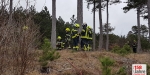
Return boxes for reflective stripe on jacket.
[87,29,92,40]
[71,29,79,38]
[65,32,71,41]
[81,27,88,39]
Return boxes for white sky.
[13,0,148,36]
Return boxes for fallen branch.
[65,58,82,75]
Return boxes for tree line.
[1,0,150,74]
[3,0,150,52]
[50,0,150,52]
[8,5,150,50]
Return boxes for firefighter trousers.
[87,39,92,51]
[81,38,88,51]
[73,37,79,50]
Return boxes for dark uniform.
[71,24,79,50]
[81,23,88,51]
[87,26,92,51]
[56,36,64,50]
[65,28,71,49]
[132,41,137,53]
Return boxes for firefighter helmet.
[75,23,80,28]
[65,28,70,31]
[57,36,61,40]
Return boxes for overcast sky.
[14,0,148,36]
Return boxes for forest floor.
[27,50,150,75]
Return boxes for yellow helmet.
[87,26,91,29]
[65,28,70,31]
[57,36,61,39]
[75,23,80,28]
[134,40,136,42]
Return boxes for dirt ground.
[27,50,150,75]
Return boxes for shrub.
[0,7,41,75]
[39,38,60,67]
[141,38,150,51]
[99,57,114,75]
[112,44,132,56]
[116,66,127,75]
[123,44,132,52]
[111,45,121,53]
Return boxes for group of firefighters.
[56,23,92,51]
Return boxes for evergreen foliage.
[39,38,60,67]
[99,57,114,75]
[112,44,132,56]
[116,66,127,75]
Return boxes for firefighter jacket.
[57,39,62,45]
[65,31,71,42]
[81,27,88,39]
[71,28,79,39]
[132,42,137,49]
[87,29,92,40]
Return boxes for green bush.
[100,57,114,75]
[116,66,127,75]
[112,45,121,53]
[41,37,52,51]
[123,44,132,52]
[39,38,60,67]
[112,44,132,56]
[141,38,150,51]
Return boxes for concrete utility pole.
[77,0,83,32]
[137,7,141,53]
[77,0,83,50]
[51,0,56,49]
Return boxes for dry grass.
[27,50,150,75]
[126,53,150,64]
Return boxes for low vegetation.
[116,66,127,75]
[112,44,132,56]
[99,56,114,75]
[39,38,60,73]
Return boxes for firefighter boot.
[87,44,90,51]
[73,46,76,50]
[84,45,87,51]
[76,46,79,51]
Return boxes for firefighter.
[87,26,92,51]
[132,40,137,53]
[71,23,80,50]
[65,28,71,49]
[56,36,64,50]
[80,23,88,51]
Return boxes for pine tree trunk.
[51,0,56,49]
[106,0,109,51]
[137,8,141,53]
[9,0,13,24]
[77,0,83,32]
[148,0,150,43]
[99,0,103,50]
[10,0,13,16]
[93,0,96,50]
[77,0,83,50]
